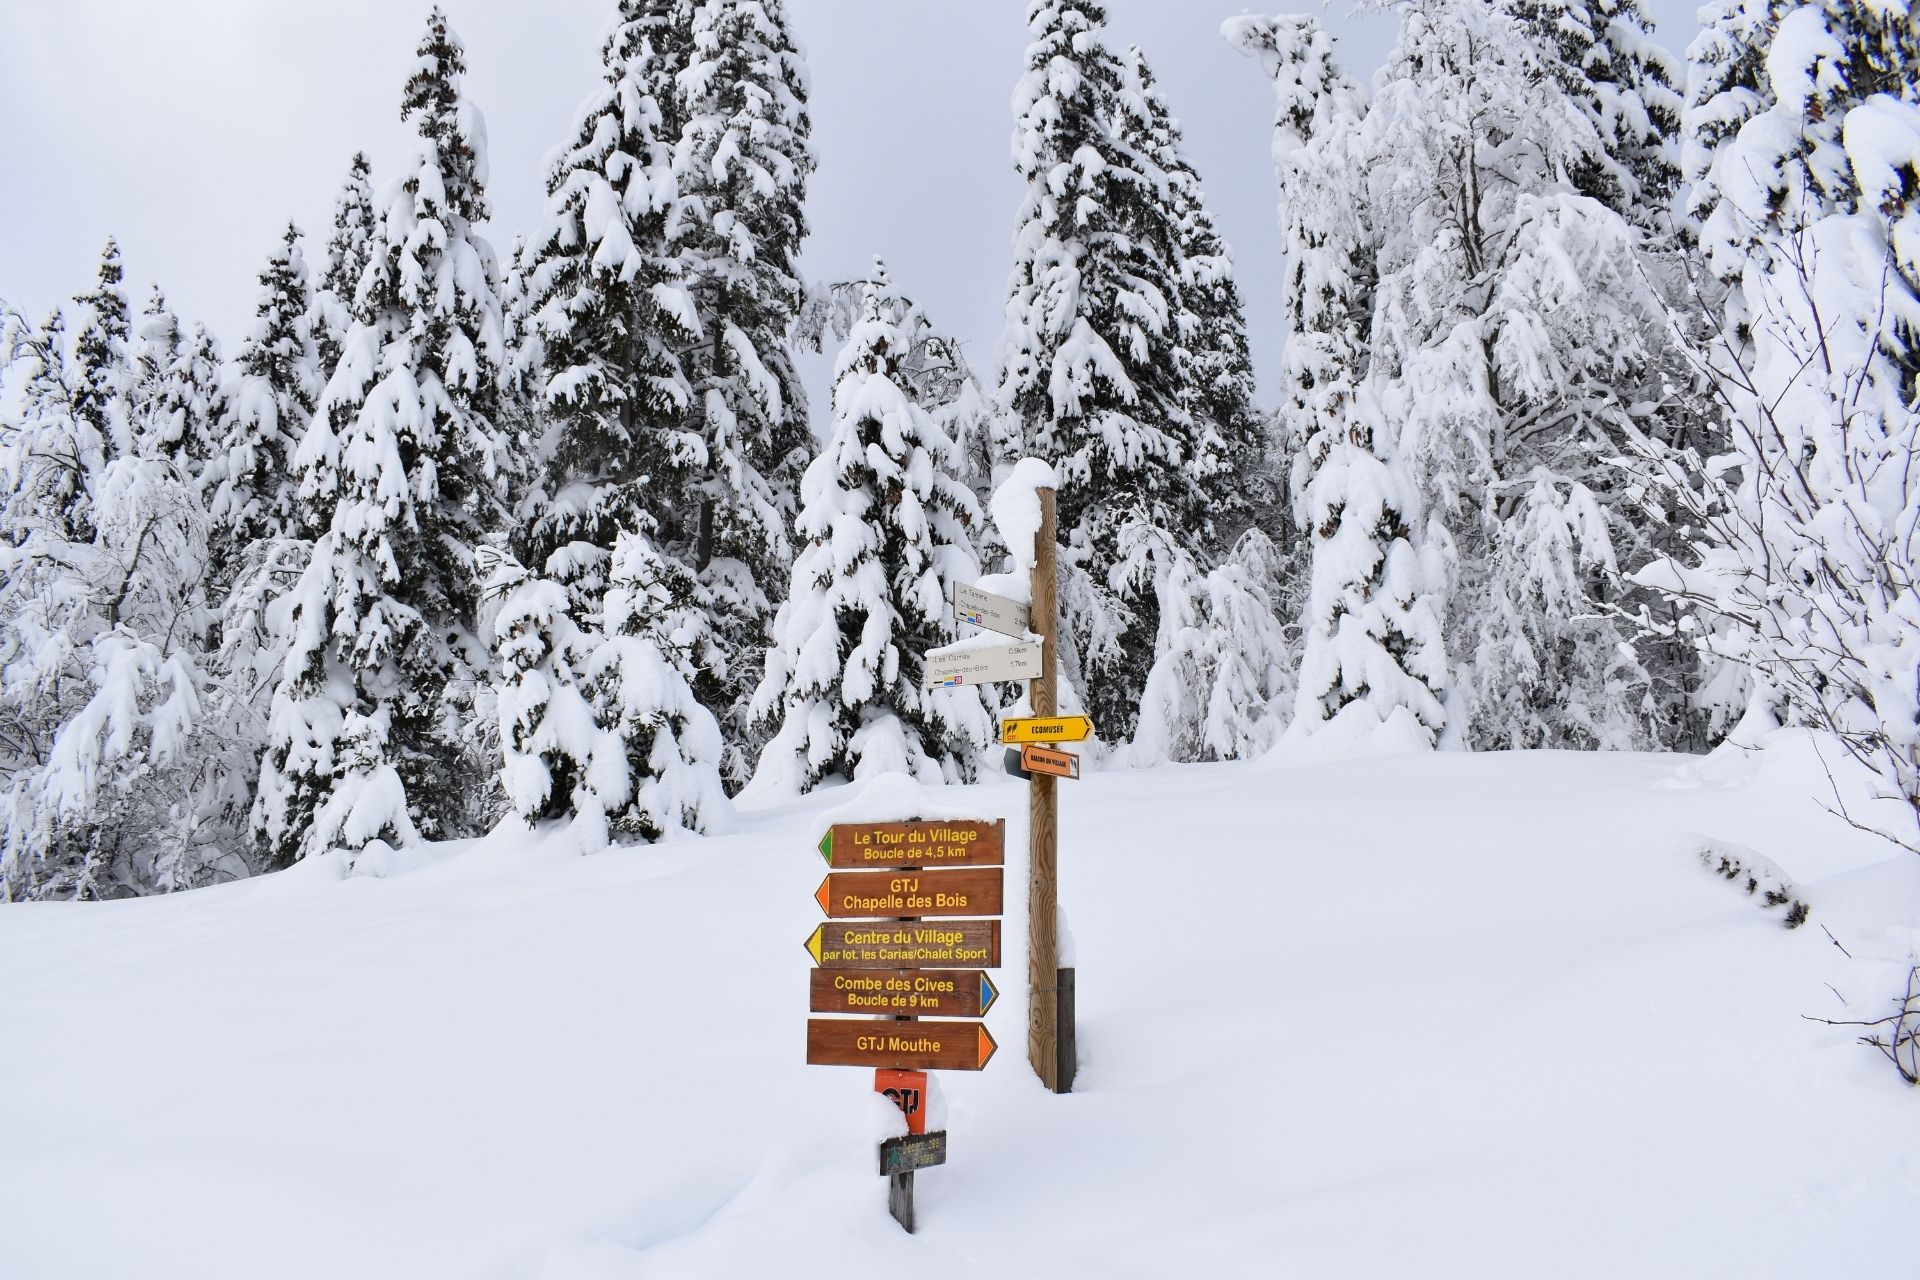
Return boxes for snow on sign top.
[953,581,1029,639]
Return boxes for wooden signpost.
[1018,743,1080,781]
[803,819,1005,1233]
[1025,487,1075,1095]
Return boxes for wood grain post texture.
[1028,488,1066,1093]
[890,856,923,1232]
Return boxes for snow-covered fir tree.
[308,152,377,384]
[517,0,703,617]
[487,533,727,841]
[1227,13,1451,752]
[671,0,816,769]
[207,222,322,582]
[69,238,133,471]
[1000,0,1228,742]
[1116,45,1266,543]
[749,263,990,791]
[130,289,225,478]
[255,9,507,867]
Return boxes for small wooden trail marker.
[816,820,1004,869]
[923,640,1044,688]
[881,1131,948,1175]
[814,867,1003,919]
[810,969,999,1017]
[806,1018,999,1071]
[804,919,1001,969]
[953,582,1029,639]
[1000,714,1093,744]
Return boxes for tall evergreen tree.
[208,222,322,580]
[309,153,377,381]
[999,0,1216,741]
[1117,45,1265,544]
[256,9,507,866]
[1228,14,1451,752]
[70,238,132,469]
[518,0,702,612]
[670,0,816,768]
[749,263,990,791]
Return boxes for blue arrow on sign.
[978,972,998,1016]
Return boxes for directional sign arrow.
[815,867,1003,919]
[809,969,999,1017]
[806,1019,999,1071]
[953,581,1029,640]
[1020,742,1081,780]
[806,919,1001,969]
[816,820,1004,869]
[1000,714,1094,745]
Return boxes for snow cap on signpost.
[989,456,1059,570]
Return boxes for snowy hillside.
[5,744,1915,1279]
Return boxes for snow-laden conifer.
[309,153,377,380]
[1132,530,1295,764]
[1000,0,1217,742]
[671,0,816,766]
[1228,13,1452,752]
[256,9,507,866]
[207,223,321,579]
[518,0,702,613]
[70,239,132,467]
[750,263,989,791]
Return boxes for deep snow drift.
[4,742,1918,1278]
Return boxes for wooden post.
[1028,488,1063,1093]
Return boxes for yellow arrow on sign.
[1000,715,1094,744]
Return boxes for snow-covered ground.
[4,743,1917,1278]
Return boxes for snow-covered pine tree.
[207,222,322,584]
[69,238,132,471]
[1681,0,1788,238]
[518,0,703,617]
[749,263,990,791]
[1226,13,1452,752]
[1116,45,1266,545]
[1627,4,1920,848]
[488,533,728,839]
[255,9,508,867]
[1132,529,1295,763]
[671,0,816,767]
[0,308,99,548]
[1497,0,1684,230]
[309,152,377,384]
[130,290,226,480]
[1000,0,1215,742]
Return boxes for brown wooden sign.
[810,969,999,1018]
[1020,743,1079,780]
[814,867,1003,919]
[817,820,1004,870]
[807,1019,999,1071]
[805,919,1000,969]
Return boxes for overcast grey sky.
[0,1,1703,407]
